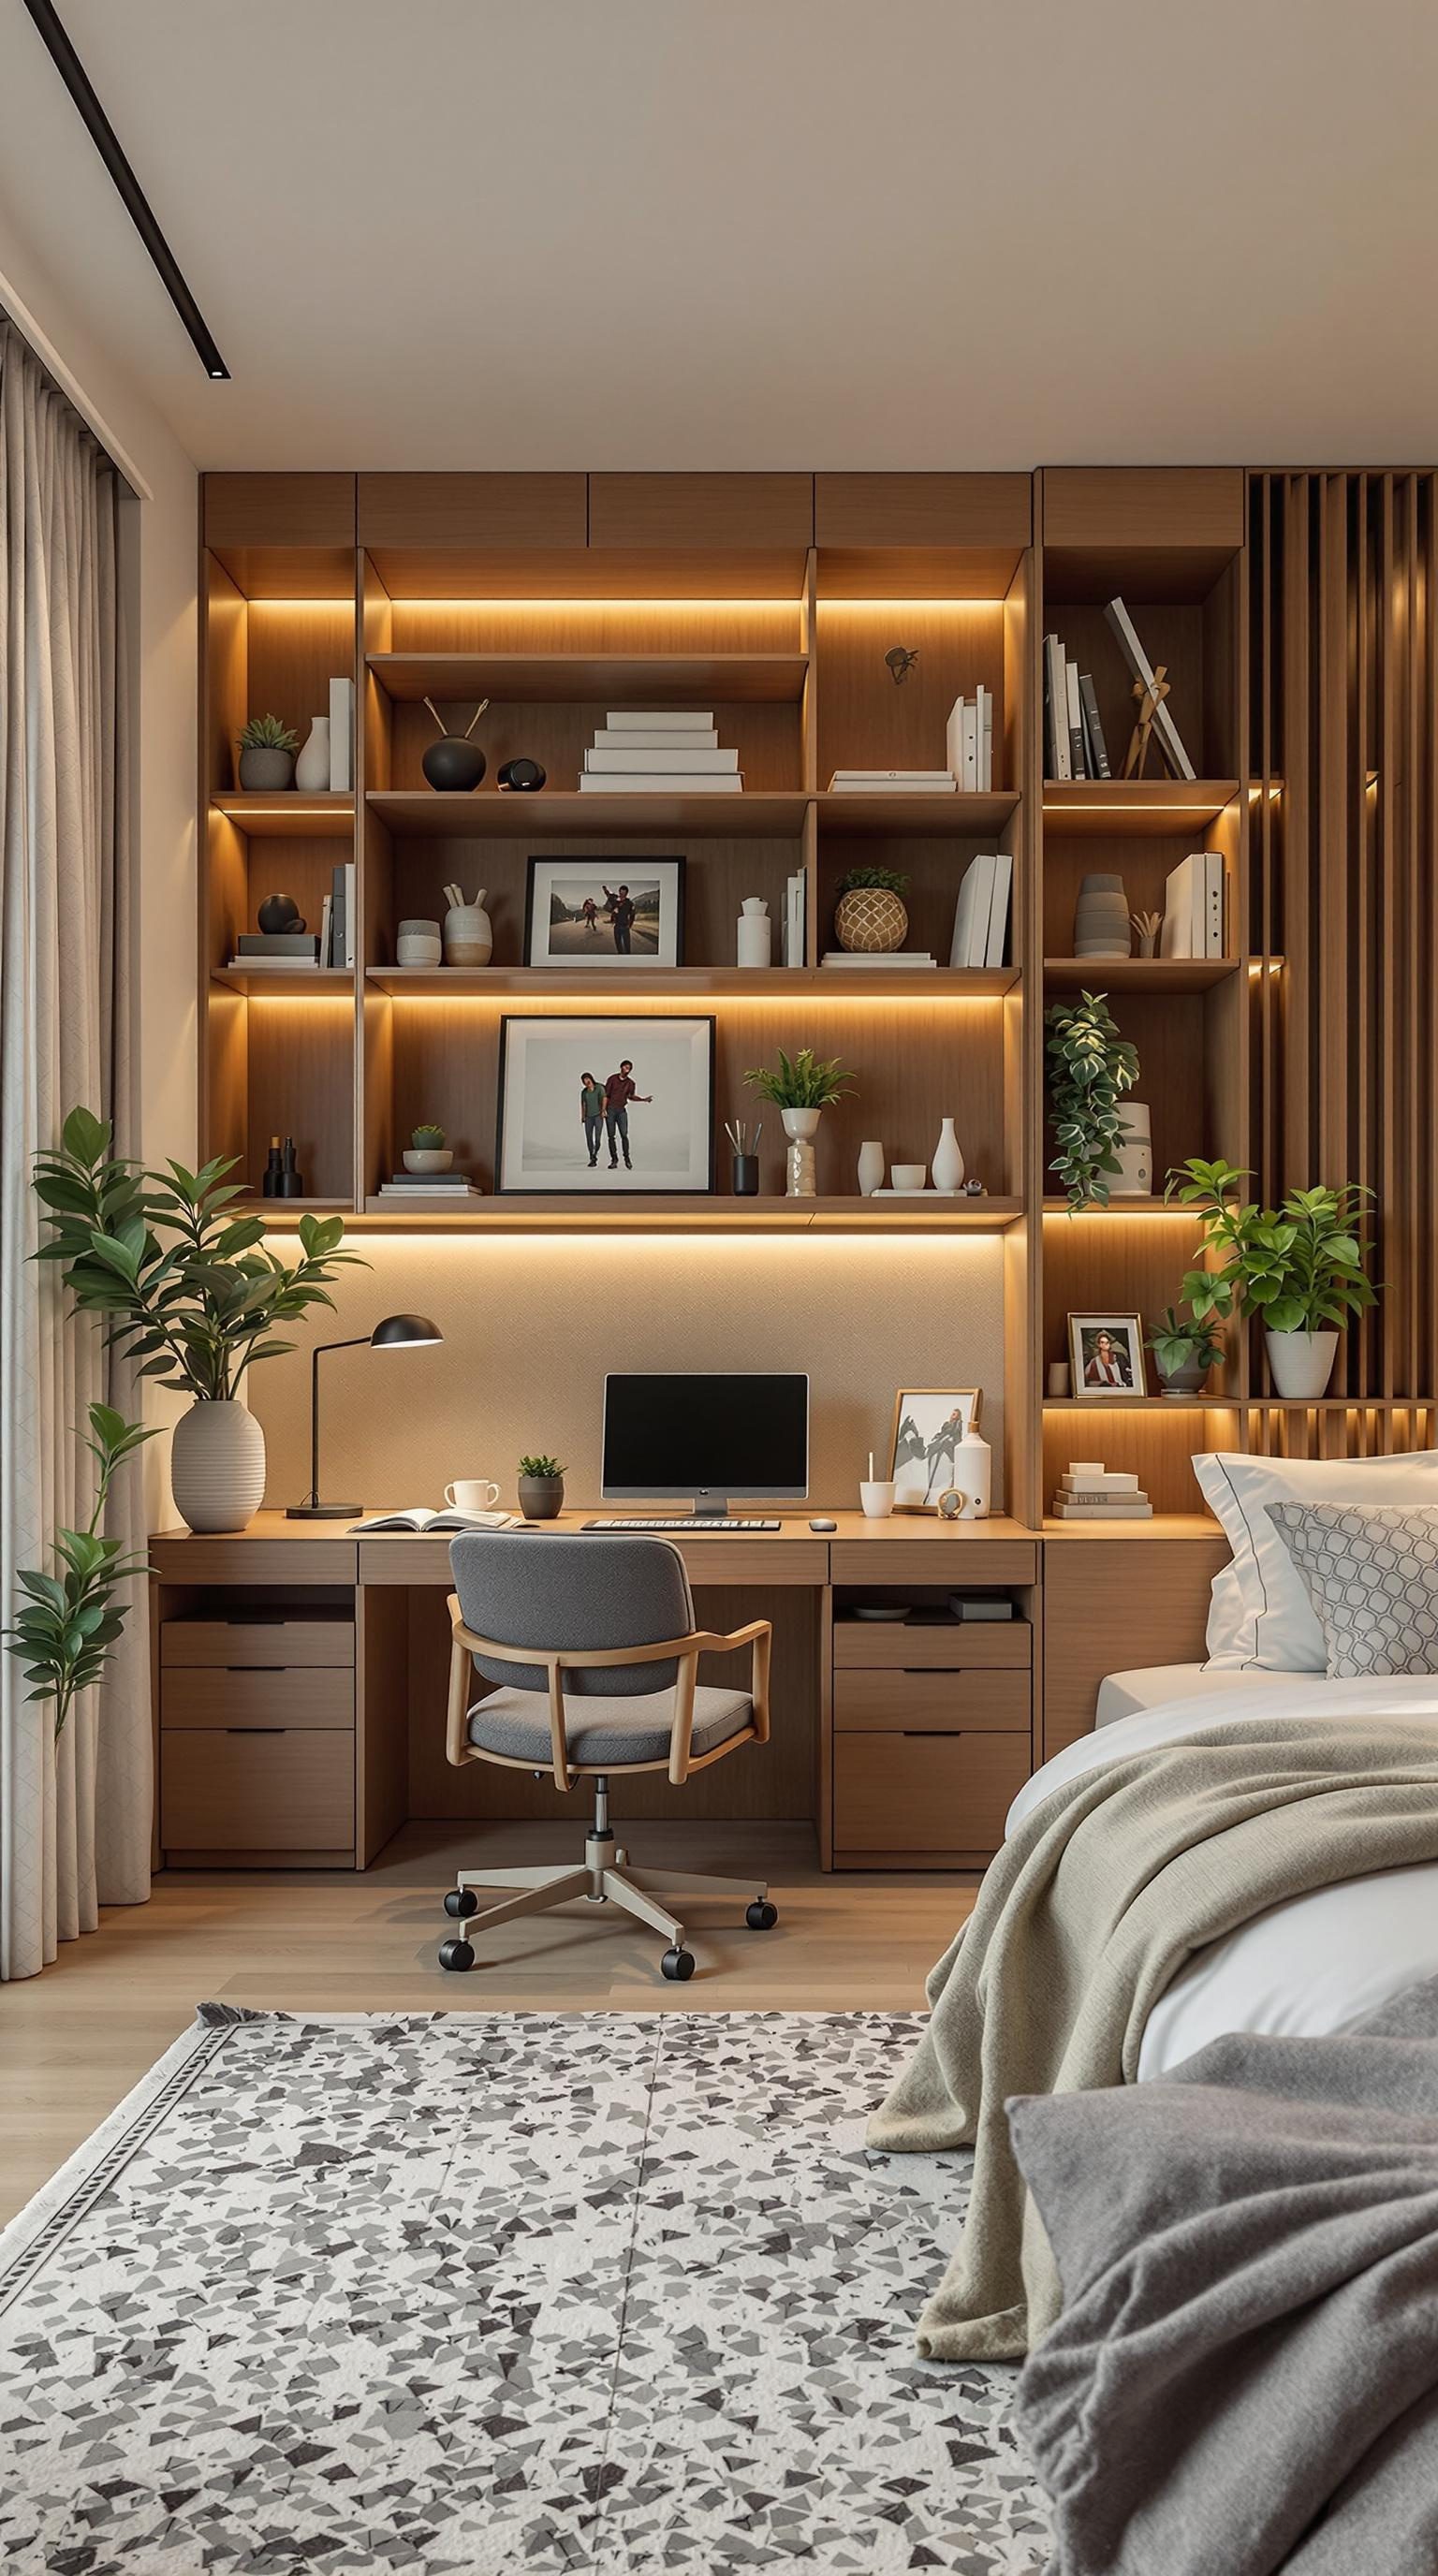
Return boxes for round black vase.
[422,739,486,792]
[496,757,547,792]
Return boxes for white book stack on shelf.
[1051,1465,1153,1521]
[945,683,993,790]
[820,951,935,969]
[1160,853,1225,958]
[948,852,1013,970]
[580,711,742,793]
[827,768,956,793]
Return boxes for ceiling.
[3,0,1436,472]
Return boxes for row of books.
[1050,1466,1153,1521]
[374,1173,483,1202]
[579,710,741,795]
[1162,852,1225,958]
[827,768,957,794]
[1044,599,1197,783]
[825,685,995,795]
[950,853,1013,969]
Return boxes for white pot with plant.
[1044,990,1140,1210]
[404,1123,453,1174]
[1146,1307,1225,1398]
[1167,1157,1376,1399]
[32,1108,365,1534]
[744,1047,858,1197]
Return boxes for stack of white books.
[1161,852,1226,958]
[1043,637,1110,782]
[827,768,956,794]
[820,949,935,970]
[783,869,807,966]
[946,684,994,790]
[1050,1465,1153,1521]
[580,711,741,793]
[949,853,1013,969]
[375,1173,484,1202]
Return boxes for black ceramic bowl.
[422,739,486,793]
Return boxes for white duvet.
[1008,1676,1438,2083]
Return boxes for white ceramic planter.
[404,1148,453,1173]
[169,1399,266,1534]
[781,1105,821,1198]
[1265,1328,1340,1398]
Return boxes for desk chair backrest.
[448,1532,696,1696]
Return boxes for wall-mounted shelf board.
[211,795,355,839]
[212,967,356,996]
[346,1194,1026,1234]
[1042,1396,1226,1410]
[234,1196,353,1214]
[1041,780,1240,836]
[365,788,808,839]
[1043,957,1240,991]
[1041,1198,1208,1217]
[817,789,1019,835]
[365,652,809,704]
[365,964,1020,1000]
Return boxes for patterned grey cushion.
[467,1683,753,1768]
[1266,1502,1438,1676]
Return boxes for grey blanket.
[1010,1976,1438,2576]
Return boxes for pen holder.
[731,1153,759,1196]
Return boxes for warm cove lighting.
[388,598,801,616]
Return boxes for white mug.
[859,1479,895,1519]
[446,1479,500,1513]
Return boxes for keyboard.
[581,1516,781,1532]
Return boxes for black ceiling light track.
[21,0,228,379]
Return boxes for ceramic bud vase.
[949,1423,991,1519]
[781,1106,821,1197]
[1074,872,1131,958]
[932,1118,965,1193]
[1265,1329,1340,1398]
[294,716,331,793]
[169,1398,266,1534]
[443,886,492,966]
[857,1140,885,1197]
[736,898,771,969]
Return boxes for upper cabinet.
[202,474,357,599]
[358,474,587,552]
[1040,468,1242,557]
[814,473,1032,552]
[588,473,814,551]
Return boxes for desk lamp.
[286,1313,443,1518]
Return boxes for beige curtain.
[0,315,148,1981]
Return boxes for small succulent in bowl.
[517,1454,566,1519]
[412,1124,446,1149]
[404,1121,452,1176]
[1146,1306,1225,1398]
[236,713,300,792]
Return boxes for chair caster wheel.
[444,1888,479,1919]
[438,1939,476,1972]
[745,1900,779,1931]
[661,1946,696,1982]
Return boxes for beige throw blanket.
[867,1716,1438,2362]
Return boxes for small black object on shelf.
[731,1154,759,1196]
[421,695,488,793]
[260,1136,283,1198]
[496,756,546,792]
[273,1135,305,1198]
[257,892,304,935]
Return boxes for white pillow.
[1192,1449,1438,1670]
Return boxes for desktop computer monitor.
[601,1372,809,1514]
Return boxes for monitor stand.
[691,1492,730,1518]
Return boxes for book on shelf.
[1051,1499,1154,1519]
[1104,598,1196,781]
[1060,1486,1152,1505]
[227,953,322,970]
[235,932,320,958]
[584,745,739,773]
[946,1594,1016,1620]
[1160,852,1225,958]
[605,710,713,730]
[1043,635,1071,780]
[784,870,807,967]
[578,772,742,794]
[1078,674,1111,778]
[380,1172,480,1191]
[948,853,1011,969]
[1061,1466,1140,1491]
[1064,662,1086,778]
[319,893,331,963]
[827,774,956,794]
[820,951,935,969]
[593,726,719,750]
[328,859,355,969]
[348,1506,516,1534]
[944,684,993,791]
[328,677,354,793]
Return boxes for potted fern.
[33,1109,366,1533]
[236,713,299,792]
[1167,1157,1377,1398]
[1044,991,1140,1210]
[745,1048,858,1197]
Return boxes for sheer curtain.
[0,315,149,1980]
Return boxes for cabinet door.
[1041,1537,1229,1762]
[1041,467,1243,554]
[814,473,1032,551]
[358,473,587,551]
[162,1670,354,1729]
[161,1729,354,1852]
[588,473,814,550]
[203,474,356,549]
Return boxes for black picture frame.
[522,856,686,970]
[494,1014,717,1196]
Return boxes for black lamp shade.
[370,1312,443,1348]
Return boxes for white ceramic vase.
[169,1398,266,1534]
[1265,1328,1340,1398]
[781,1105,821,1198]
[932,1117,965,1192]
[1110,1103,1153,1195]
[444,890,492,966]
[294,716,331,793]
[857,1140,885,1197]
[737,899,772,969]
[948,1422,991,1519]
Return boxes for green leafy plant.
[1167,1158,1377,1334]
[32,1107,367,1401]
[411,1123,446,1149]
[1146,1306,1225,1377]
[518,1454,565,1480]
[237,712,299,752]
[744,1047,858,1110]
[834,865,909,897]
[3,1404,155,1740]
[1044,992,1140,1210]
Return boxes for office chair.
[439,1532,778,1982]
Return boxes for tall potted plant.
[745,1047,858,1197]
[1167,1157,1376,1398]
[1044,992,1140,1210]
[33,1109,366,1533]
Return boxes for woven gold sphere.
[834,886,909,953]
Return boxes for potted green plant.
[745,1047,858,1197]
[833,866,910,955]
[1146,1307,1225,1398]
[1044,991,1140,1210]
[518,1454,566,1519]
[405,1123,452,1175]
[3,1405,155,1740]
[1167,1156,1377,1398]
[32,1109,366,1533]
[236,713,300,793]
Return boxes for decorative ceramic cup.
[445,1479,501,1513]
[859,1479,896,1518]
[891,1163,927,1191]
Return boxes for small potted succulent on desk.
[1167,1157,1377,1398]
[236,714,299,792]
[1146,1307,1225,1398]
[517,1455,565,1520]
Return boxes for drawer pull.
[228,1726,285,1734]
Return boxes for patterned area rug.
[0,2010,1049,2574]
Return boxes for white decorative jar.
[781,1105,821,1198]
[736,898,772,969]
[1110,1103,1153,1195]
[397,918,443,968]
[1074,872,1131,958]
[1265,1328,1340,1398]
[169,1399,266,1535]
[932,1117,965,1193]
[294,716,331,793]
[947,1423,991,1519]
[857,1140,885,1197]
[443,889,492,967]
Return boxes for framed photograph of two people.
[523,857,685,969]
[495,1015,715,1195]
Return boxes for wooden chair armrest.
[447,1604,772,1788]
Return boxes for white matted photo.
[524,857,684,969]
[889,1388,982,1511]
[496,1015,714,1195]
[1068,1312,1146,1397]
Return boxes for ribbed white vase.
[169,1399,266,1534]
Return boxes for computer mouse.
[808,1516,838,1531]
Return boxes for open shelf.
[365,964,1020,1000]
[817,789,1018,835]
[1041,781,1240,835]
[366,651,809,704]
[1041,1197,1210,1216]
[212,967,355,996]
[210,794,355,838]
[366,787,808,839]
[1043,956,1240,991]
[349,1193,1026,1233]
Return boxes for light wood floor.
[0,1822,977,2227]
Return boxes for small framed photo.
[524,856,684,969]
[889,1388,983,1512]
[495,1014,715,1195]
[1068,1313,1146,1398]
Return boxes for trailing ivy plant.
[1167,1157,1377,1333]
[3,1404,155,1740]
[1043,991,1140,1210]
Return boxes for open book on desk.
[349,1507,517,1534]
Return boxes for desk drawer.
[830,1540,1036,1587]
[162,1669,354,1730]
[833,1732,1030,1853]
[161,1729,354,1852]
[833,1621,1031,1670]
[162,1618,354,1669]
[149,1539,357,1585]
[834,1669,1030,1732]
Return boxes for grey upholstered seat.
[466,1684,754,1768]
